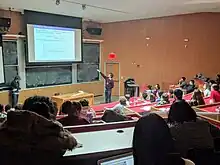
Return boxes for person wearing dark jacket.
[133,113,185,165]
[0,96,77,165]
[97,69,114,103]
[10,75,21,108]
[186,80,196,94]
[168,95,214,157]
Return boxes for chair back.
[187,148,217,165]
[183,159,195,165]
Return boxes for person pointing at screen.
[97,69,114,103]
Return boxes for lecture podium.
[52,92,94,112]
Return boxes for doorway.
[104,62,120,96]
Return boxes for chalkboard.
[77,43,100,83]
[83,43,100,63]
[4,66,18,85]
[3,41,18,65]
[77,64,99,83]
[26,66,72,88]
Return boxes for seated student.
[203,82,211,97]
[209,79,216,87]
[157,93,170,105]
[133,113,185,165]
[149,93,156,103]
[0,104,7,121]
[4,104,12,113]
[156,91,164,102]
[189,89,205,106]
[14,104,23,111]
[153,84,161,96]
[142,92,148,100]
[186,80,196,94]
[216,74,220,85]
[168,89,175,99]
[0,96,77,165]
[79,99,96,122]
[210,84,220,104]
[58,101,90,126]
[172,89,185,103]
[168,99,214,157]
[105,96,128,115]
[179,77,188,89]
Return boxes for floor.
[94,95,119,105]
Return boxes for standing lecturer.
[97,69,114,103]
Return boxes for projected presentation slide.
[27,24,82,63]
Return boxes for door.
[105,62,120,96]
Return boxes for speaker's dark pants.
[12,92,19,108]
[105,89,112,103]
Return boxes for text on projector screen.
[27,24,82,63]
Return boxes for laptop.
[97,152,133,165]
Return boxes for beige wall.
[102,13,220,89]
[0,81,104,105]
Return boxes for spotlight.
[56,0,60,5]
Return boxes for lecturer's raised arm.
[97,69,107,79]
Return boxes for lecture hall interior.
[1,0,220,165]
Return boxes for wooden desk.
[193,103,220,127]
[64,127,134,157]
[52,92,94,111]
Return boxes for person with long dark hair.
[133,113,185,165]
[168,98,214,157]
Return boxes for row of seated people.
[142,81,220,107]
[0,91,219,164]
[134,89,220,165]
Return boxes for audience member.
[186,80,196,94]
[156,91,164,102]
[189,89,205,106]
[60,100,72,115]
[0,96,77,165]
[153,84,161,97]
[209,80,216,87]
[0,104,6,120]
[157,93,170,105]
[133,113,185,165]
[203,82,211,97]
[168,89,174,99]
[173,89,184,102]
[58,101,89,126]
[23,96,57,119]
[179,77,187,89]
[216,74,220,85]
[79,99,96,122]
[149,93,156,103]
[168,98,214,157]
[14,104,23,111]
[4,104,11,113]
[105,96,127,115]
[210,84,220,103]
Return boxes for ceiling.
[1,0,220,22]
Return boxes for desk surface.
[52,92,93,99]
[64,127,134,157]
